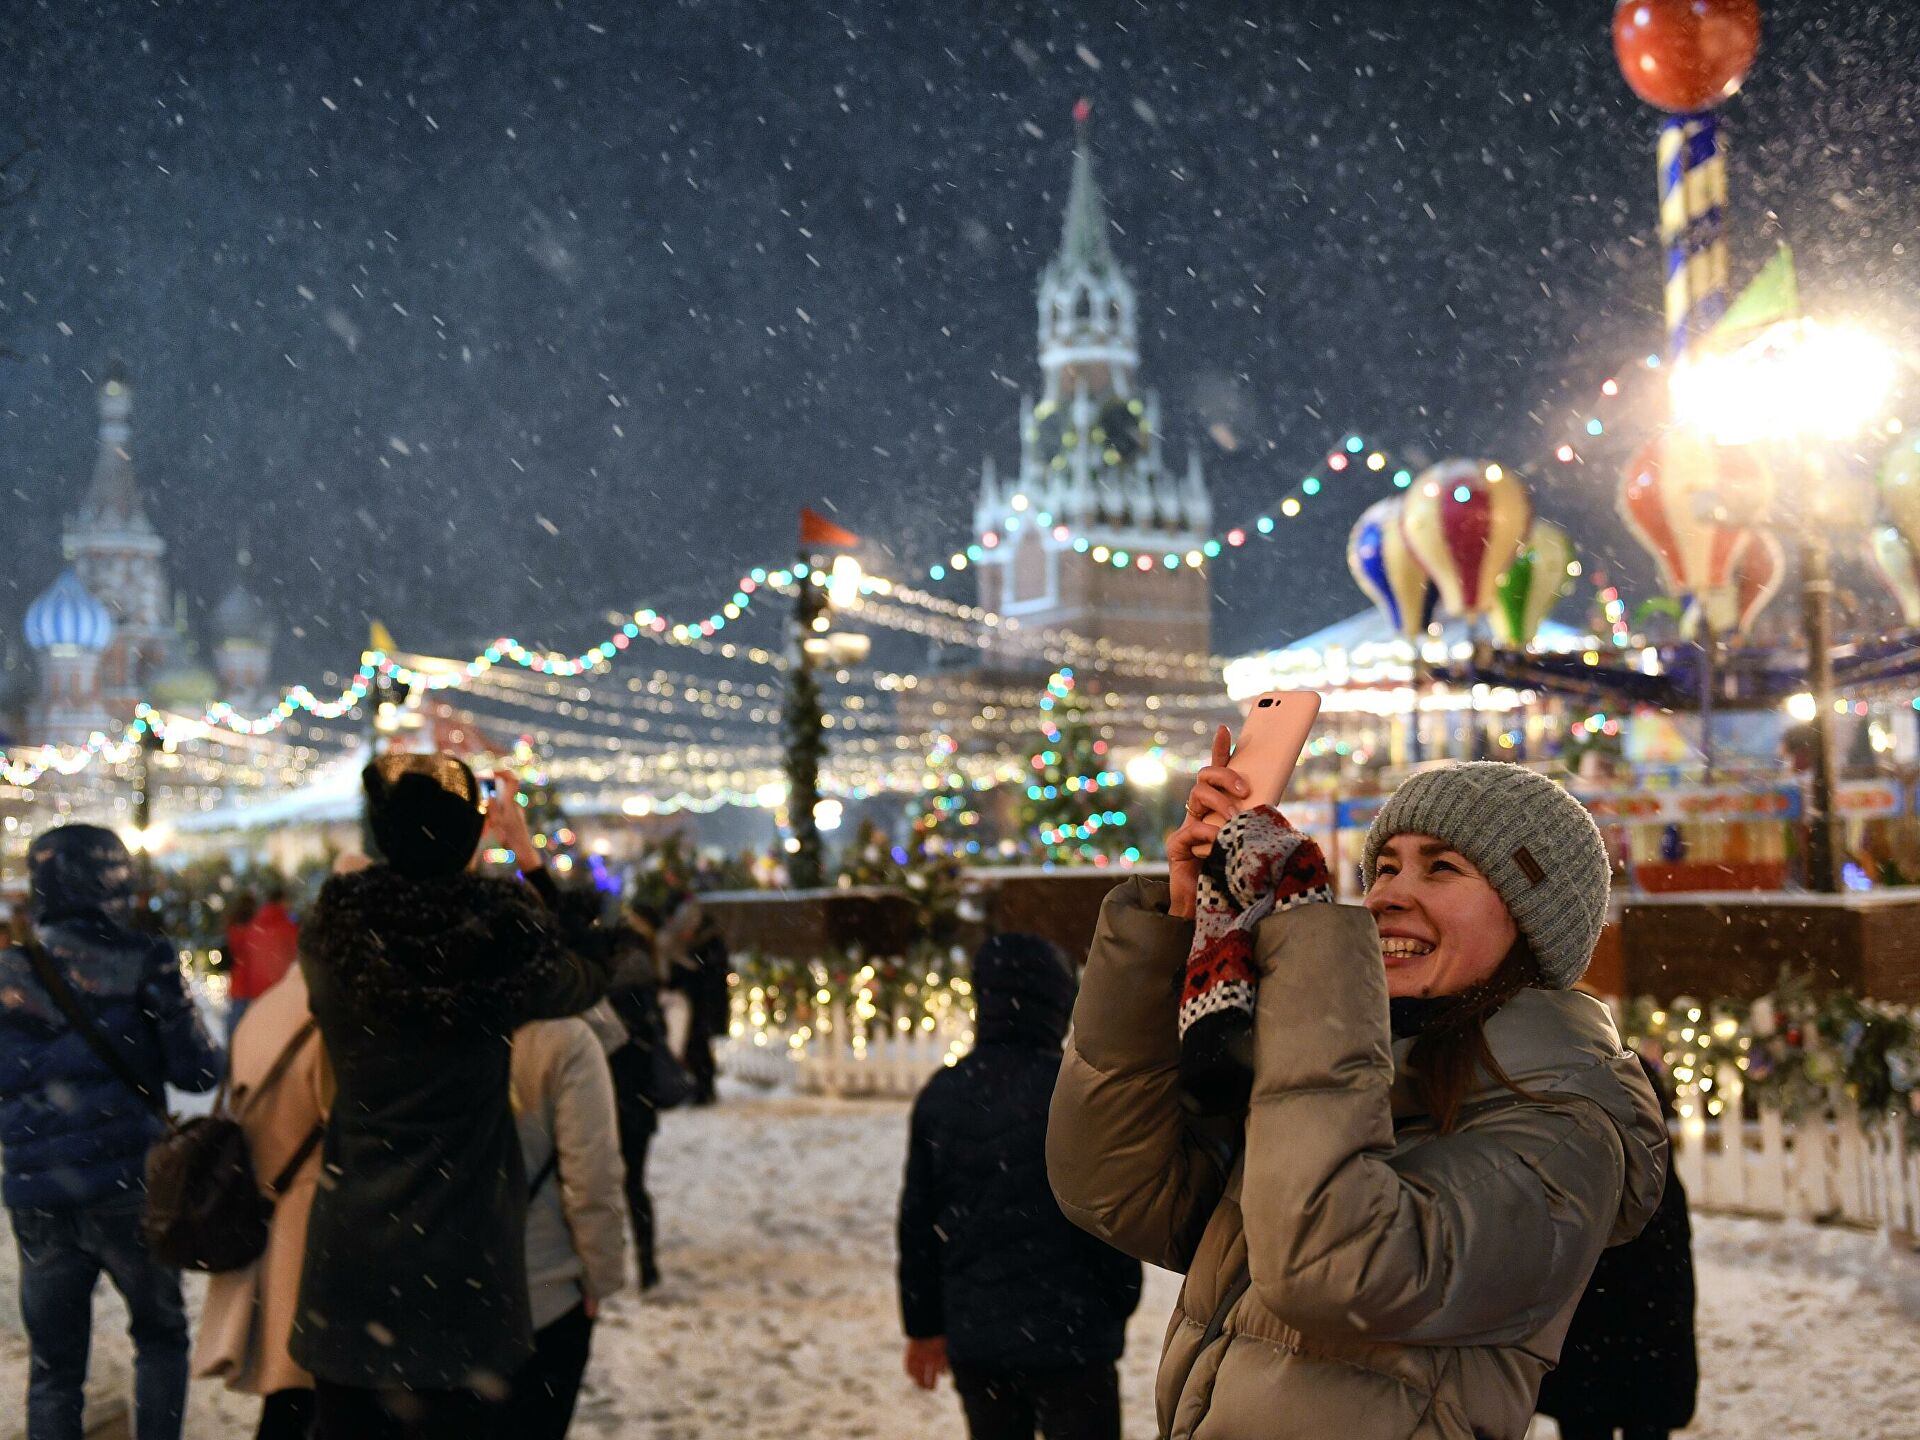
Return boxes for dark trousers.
[256,1388,315,1440]
[682,1001,720,1103]
[497,1303,594,1440]
[950,1362,1121,1440]
[606,1047,659,1284]
[312,1379,498,1440]
[1556,1427,1669,1440]
[11,1196,190,1440]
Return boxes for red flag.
[800,507,861,551]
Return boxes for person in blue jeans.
[0,824,223,1440]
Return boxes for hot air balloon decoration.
[1491,519,1577,649]
[1348,497,1437,640]
[1619,438,1689,595]
[1400,460,1532,621]
[1870,524,1920,628]
[1688,527,1786,639]
[1620,432,1765,603]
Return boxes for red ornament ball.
[1613,0,1762,112]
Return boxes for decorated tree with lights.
[908,732,983,858]
[1021,667,1132,862]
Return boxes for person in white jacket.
[500,1012,629,1439]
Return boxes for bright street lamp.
[1670,317,1898,892]
[1668,319,1896,447]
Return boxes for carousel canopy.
[1226,609,1593,703]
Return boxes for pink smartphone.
[1227,691,1321,812]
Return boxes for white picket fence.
[719,999,973,1098]
[720,995,1920,1241]
[1671,1059,1920,1236]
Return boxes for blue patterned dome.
[24,569,114,653]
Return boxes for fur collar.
[301,866,561,1028]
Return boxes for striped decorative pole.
[1657,112,1731,361]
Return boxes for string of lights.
[919,431,1413,586]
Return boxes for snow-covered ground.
[3,1088,1919,1438]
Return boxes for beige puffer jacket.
[1047,879,1667,1440]
[513,1017,630,1329]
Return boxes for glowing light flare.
[1670,320,1898,445]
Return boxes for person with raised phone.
[1047,697,1671,1438]
[290,755,613,1440]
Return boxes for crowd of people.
[0,745,1698,1440]
[0,753,721,1440]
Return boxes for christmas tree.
[1021,668,1132,862]
[908,732,984,858]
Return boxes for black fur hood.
[300,865,565,1028]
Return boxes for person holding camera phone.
[1046,711,1669,1439]
[291,755,613,1440]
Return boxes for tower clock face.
[1095,398,1145,464]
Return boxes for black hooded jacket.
[1535,1053,1698,1429]
[289,864,611,1390]
[898,936,1142,1371]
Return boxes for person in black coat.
[899,933,1142,1440]
[290,756,612,1440]
[601,898,685,1289]
[1535,1050,1698,1440]
[662,894,731,1105]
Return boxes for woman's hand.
[1166,725,1247,920]
[483,771,543,871]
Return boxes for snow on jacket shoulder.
[1047,876,1668,1440]
[513,1016,629,1330]
[0,829,222,1210]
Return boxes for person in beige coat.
[1048,753,1669,1440]
[497,1014,629,1440]
[191,963,330,1440]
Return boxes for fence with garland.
[717,966,1920,1240]
[717,951,978,1098]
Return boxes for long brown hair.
[1406,940,1548,1135]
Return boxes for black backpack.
[23,939,323,1273]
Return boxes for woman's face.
[1364,834,1517,999]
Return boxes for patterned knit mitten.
[1177,806,1333,1113]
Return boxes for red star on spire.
[1073,97,1092,127]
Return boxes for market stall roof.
[1226,609,1594,702]
[172,752,366,834]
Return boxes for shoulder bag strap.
[235,1019,319,1121]
[22,939,166,1119]
[266,1121,326,1198]
[527,1147,560,1199]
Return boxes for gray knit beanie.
[1360,762,1609,989]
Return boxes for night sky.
[4,0,1919,689]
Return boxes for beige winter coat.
[1047,879,1668,1440]
[512,1017,629,1329]
[191,966,331,1396]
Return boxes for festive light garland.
[922,432,1412,585]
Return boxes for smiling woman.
[1047,760,1669,1440]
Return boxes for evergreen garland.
[783,570,829,888]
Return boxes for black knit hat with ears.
[362,752,487,880]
